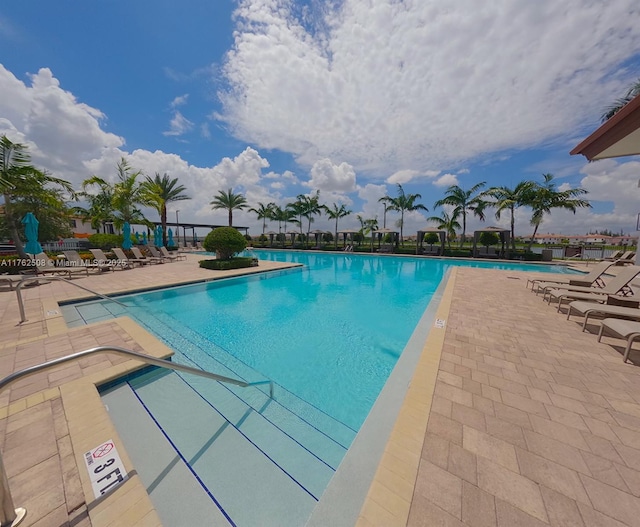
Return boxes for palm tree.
[357,214,379,252]
[601,78,640,122]
[1,135,74,258]
[378,196,392,229]
[384,184,428,245]
[290,191,323,248]
[526,174,591,250]
[73,177,115,233]
[427,211,461,249]
[210,188,248,227]
[324,202,352,249]
[434,182,487,248]
[141,172,190,246]
[485,181,536,251]
[249,202,276,235]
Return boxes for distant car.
[0,244,17,255]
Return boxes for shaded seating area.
[373,228,399,253]
[415,227,446,256]
[471,226,510,258]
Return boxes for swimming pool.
[63,251,576,526]
[64,251,574,430]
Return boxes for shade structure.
[167,228,175,247]
[21,213,43,255]
[155,225,164,248]
[122,222,132,249]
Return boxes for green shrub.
[424,232,440,245]
[258,234,268,242]
[199,257,254,270]
[478,231,500,247]
[203,227,247,260]
[89,233,123,251]
[443,249,473,257]
[0,254,33,274]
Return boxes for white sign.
[84,439,128,499]
[434,318,446,329]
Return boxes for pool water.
[64,250,574,430]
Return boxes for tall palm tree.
[210,188,248,227]
[142,172,190,245]
[384,184,428,245]
[249,202,276,235]
[434,182,487,248]
[601,78,640,122]
[324,202,352,249]
[427,211,461,249]
[526,174,591,250]
[485,181,536,251]
[1,135,74,258]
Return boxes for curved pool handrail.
[0,345,274,525]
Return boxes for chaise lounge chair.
[545,266,640,312]
[604,250,624,262]
[131,246,164,264]
[611,251,636,266]
[112,247,147,267]
[147,246,175,262]
[63,250,112,273]
[597,318,640,362]
[89,248,131,270]
[528,260,613,294]
[160,246,186,261]
[32,252,89,278]
[567,300,640,331]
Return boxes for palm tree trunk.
[161,206,167,246]
[460,214,466,248]
[228,209,233,227]
[528,222,540,252]
[510,206,516,252]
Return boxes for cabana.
[338,229,360,249]
[373,228,399,253]
[286,230,298,248]
[472,227,510,258]
[265,231,278,247]
[416,228,446,256]
[309,229,328,249]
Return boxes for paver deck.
[2,255,640,526]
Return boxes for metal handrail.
[0,345,275,526]
[15,276,127,323]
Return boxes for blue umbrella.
[134,231,140,243]
[21,213,43,255]
[155,225,164,248]
[122,222,132,249]
[142,231,147,245]
[167,228,175,248]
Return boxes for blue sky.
[2,0,640,238]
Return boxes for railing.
[0,345,275,526]
[15,276,127,323]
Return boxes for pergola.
[416,228,446,256]
[373,228,399,251]
[338,229,360,248]
[149,221,249,247]
[472,227,510,258]
[265,231,278,247]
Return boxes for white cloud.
[433,173,459,188]
[163,111,194,136]
[387,169,421,185]
[218,0,640,176]
[170,94,189,108]
[307,158,356,192]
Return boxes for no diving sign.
[84,439,128,499]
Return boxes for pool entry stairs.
[65,301,357,526]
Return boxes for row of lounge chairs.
[527,262,640,362]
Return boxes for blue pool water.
[64,250,574,430]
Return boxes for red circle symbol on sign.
[93,442,114,459]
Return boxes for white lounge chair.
[63,250,112,272]
[33,252,89,278]
[112,247,147,267]
[567,300,640,331]
[160,246,186,261]
[597,318,640,362]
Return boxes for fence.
[529,245,632,260]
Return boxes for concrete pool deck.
[2,254,640,526]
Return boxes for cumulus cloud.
[307,158,356,192]
[433,173,459,188]
[218,0,640,176]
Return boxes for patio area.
[1,255,640,526]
